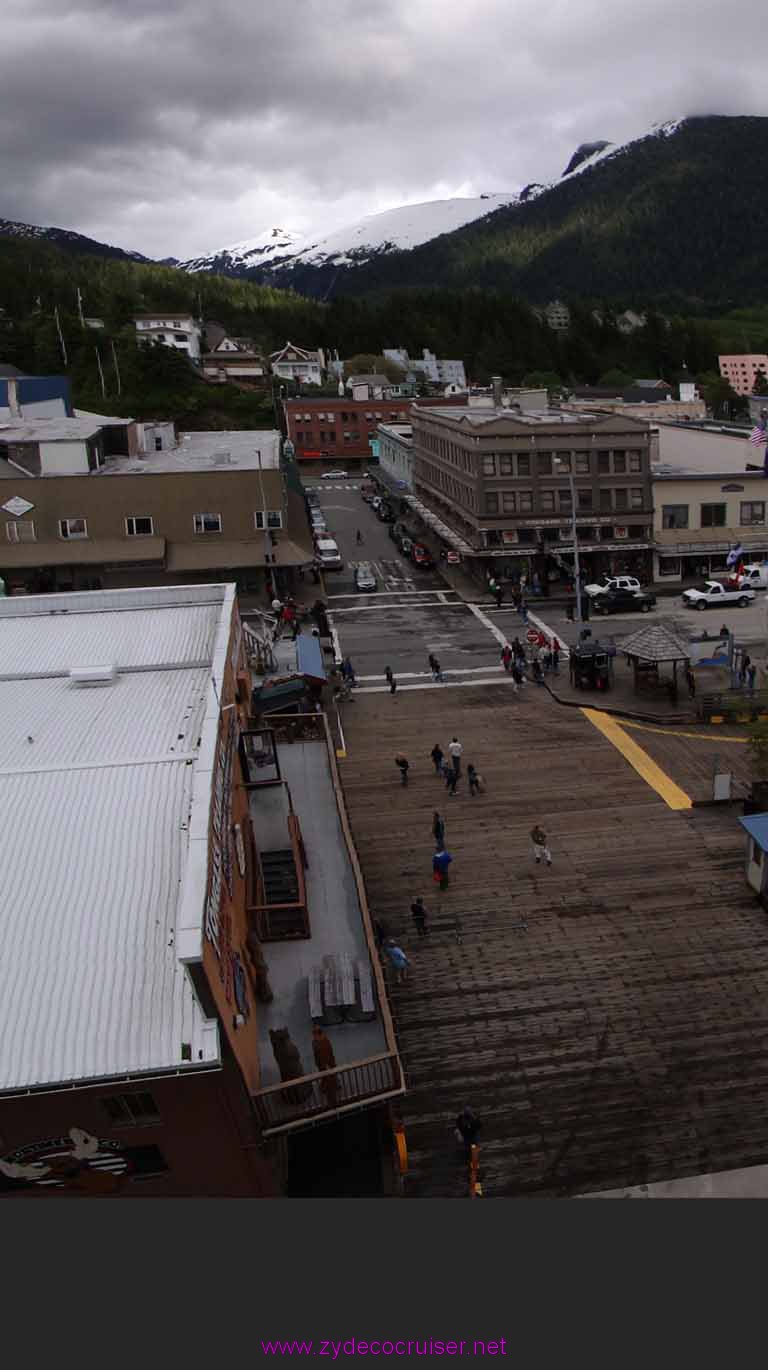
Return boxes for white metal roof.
[102,428,280,474]
[0,584,231,1093]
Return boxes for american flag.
[749,424,767,445]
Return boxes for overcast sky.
[2,0,766,260]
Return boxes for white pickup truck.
[682,579,755,610]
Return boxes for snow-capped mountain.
[179,226,304,274]
[0,216,150,262]
[179,194,517,279]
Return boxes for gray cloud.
[2,0,767,259]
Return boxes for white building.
[377,422,413,490]
[270,342,324,386]
[133,313,202,362]
[383,348,467,389]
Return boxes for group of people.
[428,738,483,798]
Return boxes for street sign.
[526,628,539,644]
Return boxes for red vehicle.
[411,543,434,569]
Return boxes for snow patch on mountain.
[287,194,518,267]
[180,226,305,273]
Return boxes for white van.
[315,537,343,570]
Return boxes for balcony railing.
[252,1052,403,1135]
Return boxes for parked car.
[371,496,382,511]
[353,562,378,593]
[682,580,755,610]
[314,537,343,570]
[585,575,643,598]
[321,469,347,480]
[388,521,403,542]
[593,588,657,615]
[305,489,320,506]
[311,523,329,540]
[411,543,434,569]
[377,502,395,522]
[399,537,414,557]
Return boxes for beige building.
[410,406,654,585]
[0,428,312,596]
[718,353,768,397]
[652,423,768,582]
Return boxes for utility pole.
[95,347,106,400]
[555,455,581,623]
[54,307,68,367]
[76,287,85,328]
[111,340,122,396]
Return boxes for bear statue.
[269,1027,312,1103]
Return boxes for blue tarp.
[296,634,326,682]
[739,813,768,850]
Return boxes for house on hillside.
[202,322,266,385]
[133,313,202,362]
[270,342,324,386]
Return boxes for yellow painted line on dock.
[581,708,693,811]
[621,721,748,744]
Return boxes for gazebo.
[620,622,691,702]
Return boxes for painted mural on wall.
[0,1128,167,1195]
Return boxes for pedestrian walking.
[445,767,459,796]
[432,810,446,848]
[385,665,397,694]
[494,584,504,609]
[433,847,453,889]
[685,665,696,699]
[384,939,409,983]
[430,742,444,776]
[520,601,529,625]
[356,529,363,545]
[373,916,391,947]
[448,736,463,775]
[467,764,482,796]
[341,656,356,685]
[748,663,757,693]
[512,661,525,688]
[532,658,544,686]
[411,896,429,937]
[395,754,409,786]
[552,637,561,675]
[740,653,751,687]
[455,1106,481,1158]
[428,653,444,683]
[311,560,321,585]
[530,823,552,867]
[501,644,513,672]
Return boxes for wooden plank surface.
[338,687,768,1197]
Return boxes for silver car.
[354,562,378,593]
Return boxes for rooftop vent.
[213,450,233,465]
[69,664,118,688]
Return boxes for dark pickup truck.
[592,587,657,615]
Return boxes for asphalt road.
[485,593,768,654]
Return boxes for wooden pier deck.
[338,687,768,1197]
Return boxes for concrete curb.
[542,680,695,727]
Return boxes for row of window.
[295,430,373,443]
[6,511,283,543]
[484,486,646,515]
[419,432,645,478]
[662,502,767,529]
[292,411,407,423]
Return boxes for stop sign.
[526,628,540,644]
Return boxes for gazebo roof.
[620,622,691,663]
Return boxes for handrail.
[252,1050,404,1135]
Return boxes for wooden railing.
[252,1052,403,1135]
[248,813,309,941]
[699,689,768,723]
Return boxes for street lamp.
[554,455,581,624]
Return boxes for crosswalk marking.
[304,483,360,491]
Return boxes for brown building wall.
[0,1046,278,1198]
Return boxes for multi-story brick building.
[718,354,768,397]
[410,406,654,587]
[284,395,469,466]
[0,427,312,598]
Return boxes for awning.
[401,493,476,557]
[296,634,326,682]
[166,537,313,571]
[0,536,165,568]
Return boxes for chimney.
[491,375,503,408]
[7,377,20,418]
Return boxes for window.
[599,488,612,511]
[614,489,628,511]
[154,436,163,452]
[173,332,188,342]
[501,492,517,513]
[101,1091,160,1127]
[125,516,154,537]
[741,501,766,526]
[5,520,35,542]
[575,454,590,474]
[630,488,644,510]
[554,452,571,473]
[537,453,552,475]
[577,488,593,511]
[485,493,499,514]
[613,451,627,473]
[558,489,572,511]
[662,504,688,529]
[59,517,88,539]
[482,453,497,476]
[518,491,533,512]
[540,491,555,513]
[499,454,514,476]
[701,504,726,527]
[254,510,283,530]
[629,451,643,473]
[598,452,610,474]
[193,512,222,534]
[517,454,530,476]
